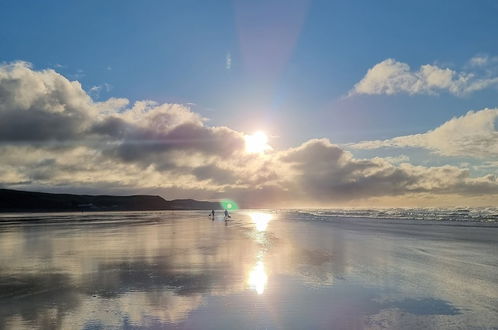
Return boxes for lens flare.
[220,199,239,210]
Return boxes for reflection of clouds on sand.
[82,291,204,327]
[364,306,463,330]
[3,290,203,330]
[140,291,203,322]
[1,211,497,329]
[289,249,337,286]
[356,239,498,328]
[244,211,338,293]
[270,246,338,287]
[81,258,246,299]
[249,213,346,288]
[240,211,344,293]
[270,213,498,328]
[0,272,80,330]
[0,212,258,328]
[0,210,345,328]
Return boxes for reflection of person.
[211,210,215,221]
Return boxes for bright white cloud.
[276,139,498,203]
[349,58,498,96]
[350,108,498,158]
[1,62,498,206]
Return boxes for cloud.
[192,164,238,184]
[469,55,489,67]
[382,155,410,164]
[0,61,95,142]
[468,54,498,68]
[94,102,245,167]
[88,83,112,98]
[349,58,498,96]
[1,62,498,206]
[277,139,498,202]
[350,108,498,158]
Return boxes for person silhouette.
[211,209,215,221]
[224,209,229,221]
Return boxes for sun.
[244,131,271,154]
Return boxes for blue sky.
[1,0,498,206]
[3,0,498,146]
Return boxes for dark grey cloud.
[0,61,245,172]
[278,139,498,203]
[0,62,93,143]
[0,272,80,330]
[0,109,87,142]
[280,139,412,200]
[90,116,129,138]
[106,123,245,165]
[192,164,237,184]
[1,62,498,206]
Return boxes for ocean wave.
[291,208,498,223]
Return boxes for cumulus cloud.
[94,101,245,167]
[0,61,245,160]
[350,108,498,158]
[0,62,95,142]
[1,62,498,206]
[349,58,498,96]
[276,139,498,202]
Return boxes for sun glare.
[248,260,268,295]
[249,212,272,232]
[245,131,271,154]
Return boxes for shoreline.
[0,210,497,328]
[1,208,497,224]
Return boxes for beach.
[0,210,497,329]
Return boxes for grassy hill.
[0,189,220,212]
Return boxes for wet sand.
[0,210,497,329]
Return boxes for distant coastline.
[0,189,219,212]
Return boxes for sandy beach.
[0,210,497,329]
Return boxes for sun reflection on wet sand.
[248,260,268,295]
[246,212,272,295]
[1,211,496,329]
[249,212,272,232]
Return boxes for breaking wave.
[292,208,498,223]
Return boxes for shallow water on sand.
[0,210,497,329]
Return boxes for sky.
[1,0,498,207]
